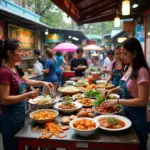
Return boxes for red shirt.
[0,66,23,95]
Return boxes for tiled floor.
[0,133,150,150]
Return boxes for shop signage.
[135,24,144,42]
[0,21,5,40]
[8,24,35,49]
[86,40,96,45]
[45,33,64,43]
[123,21,136,32]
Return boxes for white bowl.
[28,96,59,108]
[96,80,106,84]
[69,117,99,137]
[94,115,132,131]
[108,93,120,99]
[29,109,59,124]
[66,80,75,85]
[54,102,82,113]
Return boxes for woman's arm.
[0,84,38,105]
[103,82,149,107]
[106,65,113,83]
[42,69,49,74]
[22,77,54,91]
[120,82,149,107]
[105,86,121,97]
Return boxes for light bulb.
[122,0,130,16]
[114,17,120,27]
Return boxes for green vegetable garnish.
[61,96,73,104]
[107,117,118,125]
[85,90,100,98]
[93,94,105,107]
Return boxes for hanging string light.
[122,0,130,16]
[114,10,120,27]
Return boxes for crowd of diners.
[0,37,149,150]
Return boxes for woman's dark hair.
[0,38,20,66]
[114,45,121,51]
[122,38,149,79]
[56,51,62,56]
[46,48,56,63]
[46,48,53,58]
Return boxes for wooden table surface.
[15,113,139,150]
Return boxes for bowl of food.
[73,93,85,99]
[54,102,82,113]
[76,98,95,107]
[73,80,88,87]
[58,86,80,95]
[61,95,75,101]
[28,95,59,108]
[29,109,59,124]
[69,117,99,137]
[92,103,122,115]
[96,83,114,89]
[94,115,131,131]
[66,80,75,85]
[108,94,120,99]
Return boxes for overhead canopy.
[51,0,150,24]
[0,5,50,29]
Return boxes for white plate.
[73,94,85,99]
[94,115,132,131]
[73,82,88,87]
[54,102,82,113]
[96,80,106,84]
[76,98,95,107]
[28,95,59,108]
[92,106,123,115]
[66,80,75,85]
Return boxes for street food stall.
[15,77,140,150]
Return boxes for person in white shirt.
[103,50,114,78]
[99,52,104,67]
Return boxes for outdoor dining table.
[15,113,139,150]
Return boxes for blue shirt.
[44,58,57,83]
[55,56,63,73]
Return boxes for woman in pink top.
[103,38,149,150]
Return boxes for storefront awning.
[0,5,50,29]
[51,0,150,24]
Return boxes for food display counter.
[16,115,139,150]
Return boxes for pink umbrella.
[53,42,78,52]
